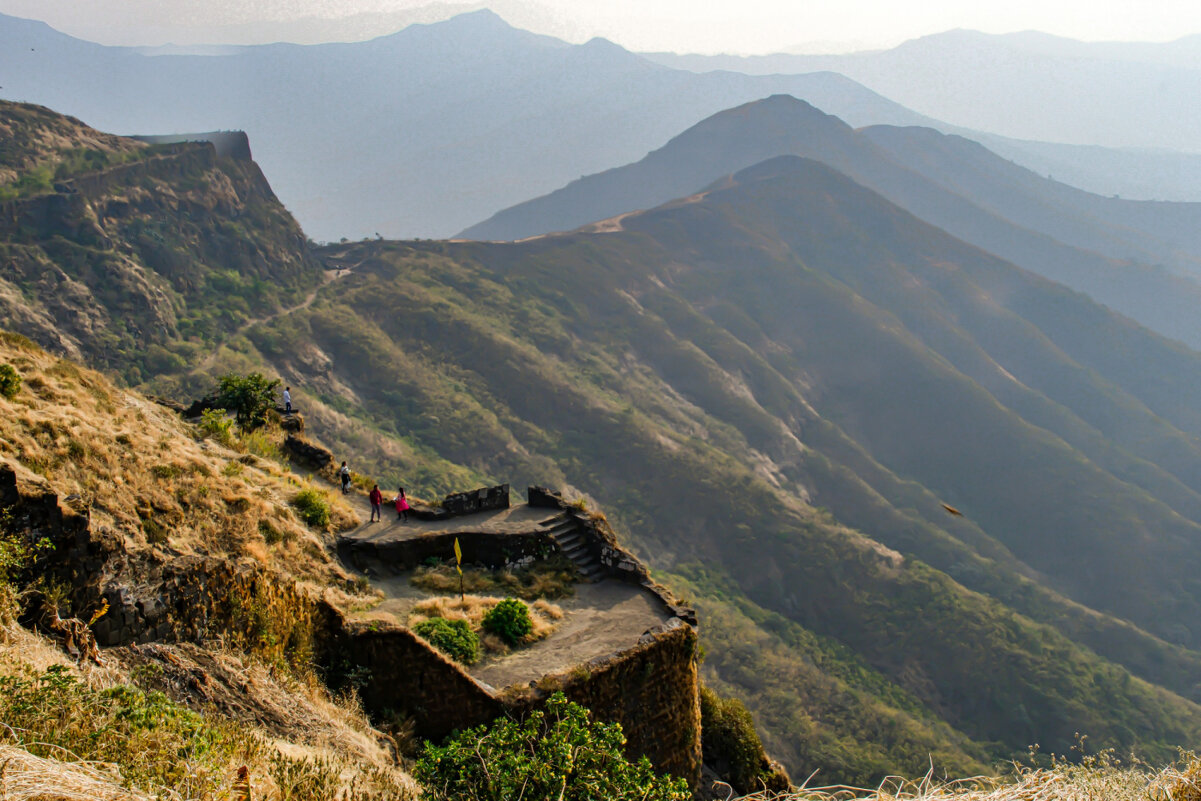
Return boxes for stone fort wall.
[2,464,703,789]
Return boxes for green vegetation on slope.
[0,100,324,386]
[11,100,1201,785]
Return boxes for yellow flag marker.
[454,537,464,601]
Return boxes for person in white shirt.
[283,386,292,413]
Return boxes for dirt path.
[193,268,345,374]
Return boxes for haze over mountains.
[5,8,1201,242]
[0,9,937,241]
[465,95,1201,352]
[648,29,1201,152]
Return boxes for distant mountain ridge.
[0,9,937,240]
[646,30,1201,153]
[6,9,1199,240]
[462,95,1201,351]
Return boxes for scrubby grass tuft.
[0,363,21,399]
[410,556,577,600]
[292,486,332,529]
[409,595,561,657]
[739,750,1195,801]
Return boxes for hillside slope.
[0,100,323,385]
[9,101,1201,785]
[462,95,1201,349]
[0,331,413,798]
[238,162,1201,771]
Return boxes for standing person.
[283,386,292,414]
[369,484,383,522]
[395,486,410,523]
[340,461,351,495]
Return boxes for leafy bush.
[413,617,480,665]
[415,691,689,801]
[292,487,331,529]
[215,372,280,428]
[0,363,20,399]
[481,597,533,645]
[700,684,788,794]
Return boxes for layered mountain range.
[4,9,1200,242]
[6,95,1201,785]
[464,95,1201,352]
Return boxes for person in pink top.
[395,486,410,523]
[369,484,383,522]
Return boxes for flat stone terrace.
[341,501,561,544]
[337,499,673,691]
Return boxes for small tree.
[416,692,690,801]
[214,373,280,429]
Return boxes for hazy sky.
[2,0,1200,53]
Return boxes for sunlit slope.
[234,159,1201,766]
[463,95,1201,350]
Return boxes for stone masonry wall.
[545,618,702,785]
[338,528,556,573]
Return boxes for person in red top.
[395,486,410,523]
[369,484,383,522]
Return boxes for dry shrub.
[1167,754,1201,801]
[410,557,577,600]
[408,594,562,655]
[0,745,152,801]
[737,753,1172,801]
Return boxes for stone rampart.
[440,483,510,516]
[338,528,555,574]
[2,464,702,789]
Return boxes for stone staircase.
[541,512,606,581]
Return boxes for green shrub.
[214,372,280,429]
[414,617,480,665]
[0,363,21,399]
[481,597,533,645]
[292,487,331,529]
[700,685,787,795]
[415,691,689,801]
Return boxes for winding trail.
[193,268,346,374]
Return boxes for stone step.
[554,531,584,548]
[543,520,578,538]
[562,543,589,560]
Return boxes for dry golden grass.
[0,336,363,597]
[734,755,1197,801]
[408,594,562,655]
[409,557,578,600]
[0,745,152,801]
[0,618,417,800]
